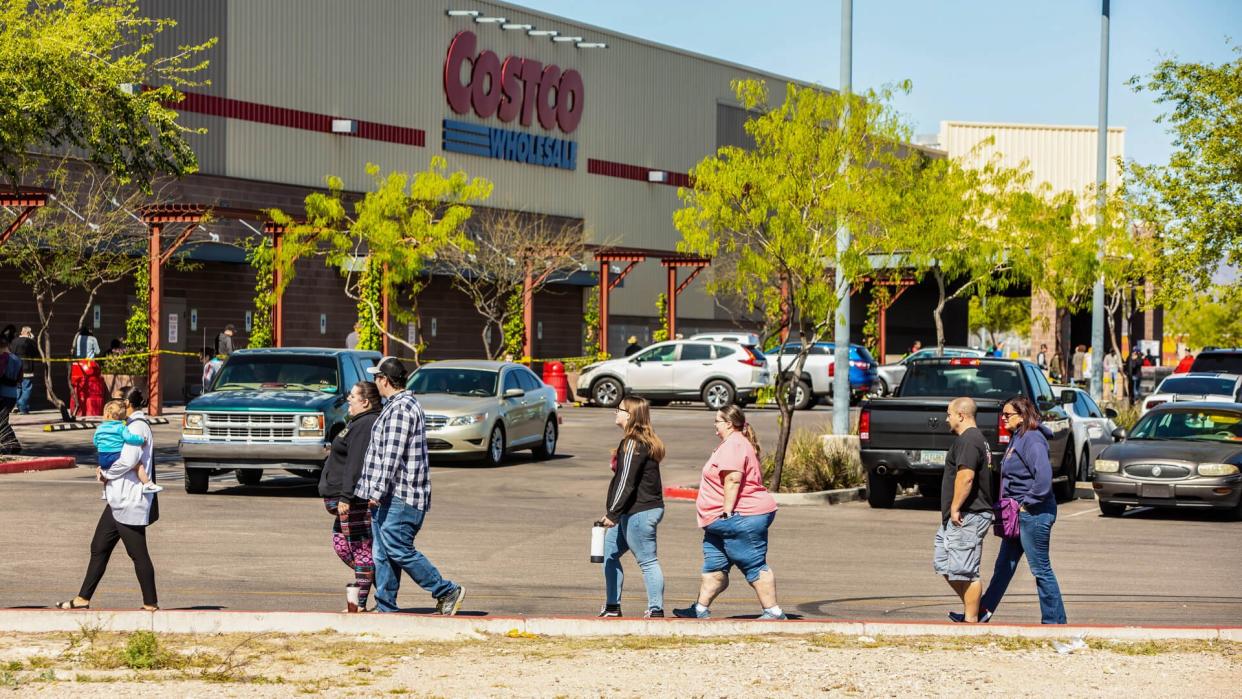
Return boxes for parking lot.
[6,403,1241,625]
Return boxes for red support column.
[666,266,678,339]
[878,305,888,361]
[598,261,610,357]
[523,267,535,360]
[148,224,163,417]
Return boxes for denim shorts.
[933,511,994,582]
[701,511,775,583]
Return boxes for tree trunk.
[767,345,810,492]
[932,268,947,352]
[33,294,67,413]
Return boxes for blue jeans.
[370,499,456,612]
[603,507,664,611]
[702,511,775,583]
[16,378,32,414]
[981,503,1067,624]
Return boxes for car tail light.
[998,411,1011,445]
[738,346,762,367]
[850,360,868,370]
[950,358,981,366]
[859,408,870,442]
[1145,400,1165,411]
[828,362,835,377]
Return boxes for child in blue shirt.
[94,401,161,493]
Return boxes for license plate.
[1140,483,1173,499]
[920,450,946,466]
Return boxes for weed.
[762,429,863,492]
[0,670,16,687]
[27,655,53,669]
[2,661,20,672]
[122,630,164,670]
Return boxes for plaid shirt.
[355,391,431,509]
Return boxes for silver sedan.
[407,360,560,467]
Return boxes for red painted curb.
[663,486,699,501]
[0,457,76,474]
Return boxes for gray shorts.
[933,511,994,582]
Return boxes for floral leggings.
[324,498,374,608]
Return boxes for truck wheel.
[866,470,897,508]
[592,378,623,408]
[532,417,558,460]
[185,468,209,495]
[1054,447,1077,502]
[790,380,814,411]
[702,380,735,410]
[1098,500,1125,517]
[236,468,262,486]
[877,378,889,396]
[1079,447,1092,481]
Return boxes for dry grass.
[762,428,864,492]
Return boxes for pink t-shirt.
[695,432,777,528]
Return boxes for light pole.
[832,0,853,436]
[1089,0,1110,400]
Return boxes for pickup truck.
[859,357,1076,508]
[178,348,381,494]
[767,342,878,410]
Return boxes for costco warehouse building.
[2,0,964,404]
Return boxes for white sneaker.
[142,483,164,493]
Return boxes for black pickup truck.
[859,357,1076,508]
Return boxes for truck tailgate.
[863,398,1005,452]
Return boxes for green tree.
[501,291,525,360]
[1127,42,1242,297]
[1166,286,1242,348]
[354,258,384,352]
[652,293,669,343]
[675,79,914,490]
[244,238,275,348]
[269,159,492,363]
[0,0,216,189]
[582,289,601,359]
[968,295,1031,348]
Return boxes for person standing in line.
[673,405,785,620]
[598,395,666,619]
[0,336,22,455]
[72,325,100,359]
[346,322,361,350]
[623,336,643,357]
[1174,351,1195,374]
[356,357,465,615]
[905,340,923,358]
[1126,348,1144,400]
[936,397,995,624]
[320,381,382,612]
[1071,345,1086,385]
[1103,350,1120,399]
[216,324,237,357]
[199,349,223,394]
[10,327,37,415]
[1035,344,1049,374]
[59,389,160,610]
[977,397,1067,625]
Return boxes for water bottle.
[345,583,359,613]
[590,521,606,563]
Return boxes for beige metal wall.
[937,121,1125,194]
[143,0,805,321]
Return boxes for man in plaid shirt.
[357,357,465,615]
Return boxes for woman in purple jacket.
[979,396,1067,624]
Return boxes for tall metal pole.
[1089,0,1110,400]
[832,0,853,435]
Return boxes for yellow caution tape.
[31,349,203,364]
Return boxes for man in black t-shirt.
[934,397,995,623]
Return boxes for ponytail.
[718,404,761,460]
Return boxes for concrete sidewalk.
[3,609,1237,642]
[7,406,184,428]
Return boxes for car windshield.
[899,363,1024,398]
[1190,353,1242,373]
[1157,377,1236,395]
[1129,408,1242,442]
[408,368,498,397]
[212,355,339,392]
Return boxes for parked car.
[764,342,878,410]
[179,348,381,494]
[688,332,761,346]
[1053,385,1119,482]
[1094,402,1242,520]
[1188,349,1242,374]
[1141,373,1242,415]
[576,339,770,410]
[874,346,985,396]
[408,360,559,467]
[859,357,1075,508]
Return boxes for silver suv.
[575,340,771,410]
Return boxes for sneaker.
[947,609,992,624]
[598,606,622,618]
[757,610,788,620]
[672,604,710,619]
[435,585,465,616]
[644,608,664,618]
[142,483,164,493]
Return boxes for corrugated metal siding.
[937,121,1125,195]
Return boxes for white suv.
[576,340,770,410]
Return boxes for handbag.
[993,443,1025,539]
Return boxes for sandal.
[142,605,159,611]
[56,599,90,610]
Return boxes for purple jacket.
[1001,424,1055,508]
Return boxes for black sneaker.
[644,608,664,618]
[436,585,465,616]
[948,609,992,623]
[598,606,621,618]
[672,604,710,619]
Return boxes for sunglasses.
[1001,411,1019,418]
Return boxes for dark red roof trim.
[587,158,692,188]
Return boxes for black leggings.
[78,506,157,606]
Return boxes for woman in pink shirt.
[673,405,785,620]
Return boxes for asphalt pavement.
[5,403,1240,625]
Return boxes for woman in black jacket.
[318,381,382,611]
[598,395,666,618]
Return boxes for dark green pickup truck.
[178,348,381,494]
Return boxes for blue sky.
[517,0,1240,166]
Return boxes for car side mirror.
[1111,427,1127,442]
[1059,390,1076,405]
[1104,407,1118,419]
[503,388,525,399]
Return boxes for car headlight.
[183,413,204,430]
[449,413,486,427]
[299,415,323,430]
[1198,463,1240,476]
[580,364,599,377]
[1094,459,1120,473]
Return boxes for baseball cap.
[366,356,408,385]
